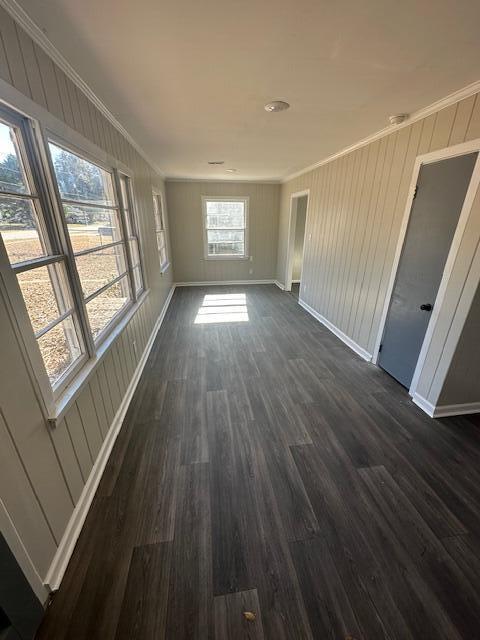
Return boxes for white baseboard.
[274,280,285,290]
[175,279,274,286]
[44,285,175,591]
[298,298,372,362]
[411,393,436,417]
[413,393,480,418]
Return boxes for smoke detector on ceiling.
[389,114,409,125]
[264,100,290,113]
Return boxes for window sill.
[48,289,149,426]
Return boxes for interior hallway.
[36,285,480,640]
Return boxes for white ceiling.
[15,0,480,181]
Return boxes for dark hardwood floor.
[36,285,480,640]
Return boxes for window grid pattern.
[0,104,149,400]
[203,197,248,259]
[49,142,132,343]
[0,113,85,387]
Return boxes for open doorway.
[285,190,309,296]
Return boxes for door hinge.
[413,185,418,199]
[379,343,383,353]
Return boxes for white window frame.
[153,190,170,273]
[46,136,134,349]
[0,105,88,402]
[201,196,249,260]
[0,97,154,421]
[117,171,146,295]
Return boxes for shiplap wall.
[0,6,172,588]
[278,93,480,359]
[166,181,280,282]
[438,281,480,405]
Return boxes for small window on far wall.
[202,197,249,259]
[153,192,169,272]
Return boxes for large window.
[0,110,85,388]
[153,191,169,272]
[49,142,131,342]
[202,197,249,259]
[0,103,149,410]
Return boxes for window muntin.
[153,192,169,271]
[120,174,144,295]
[0,115,85,389]
[203,198,248,259]
[49,142,132,343]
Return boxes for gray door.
[378,152,477,388]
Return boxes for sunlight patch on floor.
[194,293,249,324]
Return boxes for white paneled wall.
[278,94,480,358]
[0,5,172,593]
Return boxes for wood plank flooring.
[36,285,480,640]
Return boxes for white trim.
[44,285,175,591]
[0,0,165,179]
[201,196,249,261]
[433,401,480,418]
[0,499,49,604]
[292,279,301,284]
[166,177,281,184]
[175,279,274,286]
[412,393,480,418]
[372,140,480,401]
[298,297,372,362]
[285,190,310,291]
[274,280,285,290]
[283,80,480,182]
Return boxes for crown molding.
[165,176,282,184]
[282,79,480,183]
[0,0,165,178]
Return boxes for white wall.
[166,180,280,283]
[0,5,172,596]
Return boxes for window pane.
[120,178,135,238]
[37,314,82,385]
[156,230,165,252]
[153,195,163,231]
[129,238,140,266]
[0,197,47,263]
[86,275,130,339]
[133,265,143,295]
[208,241,245,256]
[206,201,244,228]
[207,229,244,244]
[17,263,72,334]
[64,204,122,252]
[75,244,127,298]
[49,143,116,206]
[0,121,29,195]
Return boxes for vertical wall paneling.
[278,91,480,411]
[0,5,173,587]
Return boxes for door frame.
[285,189,310,292]
[372,138,480,399]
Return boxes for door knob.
[420,303,433,311]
